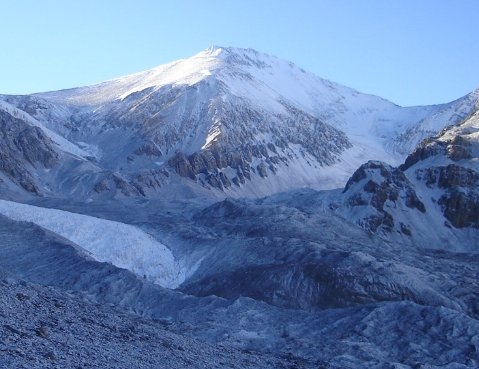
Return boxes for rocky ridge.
[327,107,479,249]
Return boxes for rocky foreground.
[0,275,290,369]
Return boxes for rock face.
[167,103,351,190]
[415,164,479,228]
[332,108,479,249]
[406,108,479,229]
[438,189,479,228]
[341,160,425,235]
[93,169,171,197]
[0,110,58,194]
[134,141,163,157]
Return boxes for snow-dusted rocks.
[1,47,477,198]
[339,160,425,235]
[328,108,479,251]
[167,102,352,191]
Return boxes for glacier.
[0,199,183,288]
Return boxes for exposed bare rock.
[93,172,142,197]
[156,93,353,191]
[417,164,479,189]
[416,164,479,228]
[438,191,479,228]
[0,110,59,194]
[257,162,269,178]
[94,169,171,197]
[169,153,197,180]
[131,169,170,196]
[408,110,479,229]
[134,141,163,157]
[345,161,422,214]
[94,179,111,193]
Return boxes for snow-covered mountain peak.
[35,50,225,106]
[2,46,477,199]
[199,45,274,65]
[202,45,224,56]
[35,46,383,115]
[33,46,274,106]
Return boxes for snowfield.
[0,199,183,288]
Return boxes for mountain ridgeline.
[0,47,477,199]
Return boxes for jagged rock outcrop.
[438,190,479,228]
[134,141,163,157]
[323,107,479,252]
[341,161,425,234]
[416,164,479,189]
[403,109,479,229]
[401,107,479,171]
[131,168,170,196]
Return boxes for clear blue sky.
[1,0,478,106]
